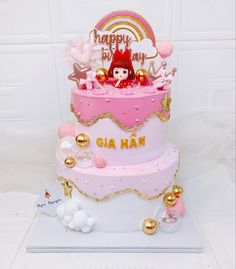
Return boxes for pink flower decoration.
[58,123,76,138]
[158,41,173,59]
[66,37,92,67]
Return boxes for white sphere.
[76,150,94,168]
[64,199,80,215]
[81,225,92,233]
[63,215,72,223]
[56,136,77,161]
[86,217,95,228]
[56,203,65,218]
[62,218,70,227]
[68,221,75,230]
[72,210,88,229]
[71,197,81,208]
[156,207,182,233]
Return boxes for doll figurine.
[108,49,135,89]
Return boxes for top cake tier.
[71,85,171,132]
[70,85,171,166]
[63,10,177,166]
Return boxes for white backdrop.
[0,0,235,192]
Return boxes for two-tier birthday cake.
[54,10,184,236]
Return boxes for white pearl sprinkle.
[85,180,89,184]
[110,185,114,189]
[134,105,139,110]
[135,119,139,123]
[151,98,155,102]
[106,98,109,102]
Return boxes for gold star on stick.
[162,94,172,112]
[61,180,73,198]
[68,63,91,89]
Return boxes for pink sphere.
[58,123,76,138]
[158,41,173,59]
[95,156,107,168]
[173,198,185,216]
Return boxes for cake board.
[26,211,203,253]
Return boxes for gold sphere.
[64,157,76,169]
[96,68,109,84]
[143,218,158,235]
[75,133,90,148]
[172,184,184,198]
[135,68,148,84]
[163,192,177,207]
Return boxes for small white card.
[35,182,67,216]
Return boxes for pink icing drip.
[71,86,170,128]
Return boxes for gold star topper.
[162,94,172,113]
[61,180,73,198]
[68,63,91,89]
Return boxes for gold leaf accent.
[70,104,170,131]
[162,94,172,113]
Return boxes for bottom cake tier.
[55,143,180,233]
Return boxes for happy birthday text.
[93,28,147,65]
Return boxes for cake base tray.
[26,212,203,253]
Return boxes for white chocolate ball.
[56,136,77,161]
[64,199,80,215]
[72,210,88,229]
[81,225,92,233]
[68,221,75,230]
[63,215,72,223]
[86,217,95,228]
[56,203,65,218]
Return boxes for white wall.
[0,0,235,191]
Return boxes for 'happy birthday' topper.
[67,10,176,91]
[91,10,158,65]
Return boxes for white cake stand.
[26,210,203,253]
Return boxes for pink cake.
[55,11,184,235]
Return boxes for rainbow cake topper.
[66,10,176,92]
[95,10,156,46]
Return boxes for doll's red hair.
[108,49,135,79]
